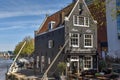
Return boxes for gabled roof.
[36,0,105,35]
[37,2,75,34]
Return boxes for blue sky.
[0,0,72,51]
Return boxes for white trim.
[71,59,79,61]
[69,33,79,47]
[84,34,93,48]
[70,56,79,61]
[36,26,64,37]
[48,57,51,64]
[37,17,48,33]
[48,40,53,48]
[36,56,39,68]
[83,56,93,70]
[48,21,55,30]
[68,0,79,19]
[73,15,89,27]
[82,0,97,24]
[68,0,97,24]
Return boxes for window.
[48,57,50,64]
[78,3,83,10]
[73,15,89,27]
[48,40,54,48]
[48,21,55,30]
[84,34,93,48]
[70,33,79,47]
[36,56,39,68]
[41,56,45,72]
[84,56,92,70]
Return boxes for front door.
[70,56,79,74]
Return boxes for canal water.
[0,58,13,80]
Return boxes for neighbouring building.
[88,0,108,58]
[106,0,120,58]
[34,0,98,76]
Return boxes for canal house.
[34,0,98,76]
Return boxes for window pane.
[84,34,93,47]
[84,56,92,69]
[70,33,79,47]
[48,40,53,48]
[79,17,84,25]
[85,17,89,26]
[74,16,78,25]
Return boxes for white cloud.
[0,19,41,25]
[0,9,57,18]
[0,24,39,31]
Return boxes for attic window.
[48,21,55,30]
[79,3,83,10]
[73,15,89,27]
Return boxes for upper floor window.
[78,3,83,10]
[73,15,89,27]
[48,21,55,30]
[84,34,93,48]
[70,33,79,47]
[48,40,54,48]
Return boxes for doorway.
[70,56,80,74]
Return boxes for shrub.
[57,62,66,75]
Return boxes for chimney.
[72,0,77,3]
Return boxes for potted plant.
[99,59,107,72]
[57,62,67,80]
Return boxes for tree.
[14,36,34,56]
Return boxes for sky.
[0,0,72,51]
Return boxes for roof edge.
[83,0,97,24]
[67,0,79,19]
[37,16,48,33]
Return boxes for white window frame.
[48,21,55,30]
[84,34,93,48]
[48,40,53,48]
[48,57,50,64]
[70,33,79,47]
[78,3,83,11]
[73,15,89,27]
[36,56,39,68]
[41,56,45,73]
[83,56,93,70]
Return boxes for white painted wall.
[106,0,120,57]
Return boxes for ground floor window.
[36,56,39,68]
[83,56,92,70]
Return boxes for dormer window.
[48,21,55,30]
